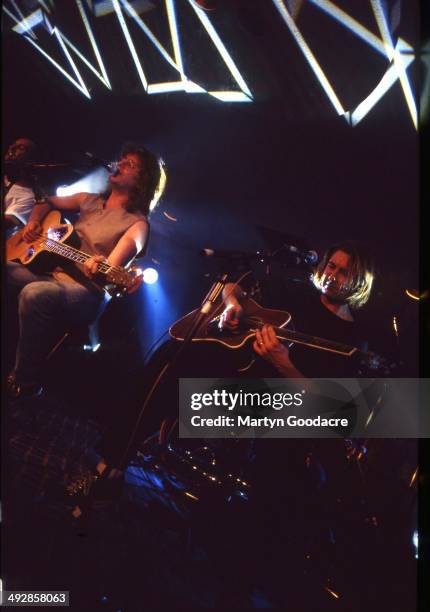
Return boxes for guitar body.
[169,298,291,372]
[170,298,291,348]
[6,211,74,271]
[6,211,143,295]
[170,296,390,375]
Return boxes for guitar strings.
[35,230,127,275]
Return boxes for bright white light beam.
[272,0,346,117]
[10,7,42,37]
[112,0,148,90]
[188,0,253,101]
[143,268,159,284]
[370,0,417,129]
[75,0,111,89]
[350,41,414,126]
[9,0,38,39]
[56,168,108,196]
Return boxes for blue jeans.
[7,262,109,384]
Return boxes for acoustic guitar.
[169,297,386,372]
[6,211,142,296]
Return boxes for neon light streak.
[370,0,417,129]
[272,0,346,117]
[405,289,420,301]
[9,0,38,39]
[324,587,340,599]
[38,1,52,13]
[166,0,185,76]
[10,7,42,37]
[350,48,414,126]
[208,91,253,102]
[75,0,111,88]
[188,0,253,100]
[25,34,90,98]
[120,0,180,72]
[273,0,417,128]
[5,1,112,97]
[112,0,148,90]
[5,0,252,102]
[309,0,389,56]
[164,0,204,93]
[52,26,92,98]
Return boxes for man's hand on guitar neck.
[254,324,305,379]
[83,254,108,280]
[22,220,42,243]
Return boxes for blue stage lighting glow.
[142,267,159,284]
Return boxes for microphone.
[4,160,72,169]
[84,152,117,174]
[200,248,264,260]
[200,274,228,314]
[284,244,318,265]
[200,246,318,265]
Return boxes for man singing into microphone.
[7,142,165,399]
[3,137,38,229]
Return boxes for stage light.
[83,342,101,351]
[142,267,159,284]
[56,168,108,196]
[413,530,418,559]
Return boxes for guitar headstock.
[106,266,143,295]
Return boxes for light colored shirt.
[4,182,35,225]
[52,194,147,293]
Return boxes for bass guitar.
[6,211,142,296]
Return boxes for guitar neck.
[41,236,110,275]
[272,326,357,357]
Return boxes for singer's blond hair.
[313,242,375,309]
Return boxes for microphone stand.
[117,274,228,469]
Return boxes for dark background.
[1,4,424,608]
[2,0,421,365]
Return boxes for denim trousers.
[7,261,109,384]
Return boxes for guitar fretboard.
[275,327,356,356]
[41,237,111,275]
